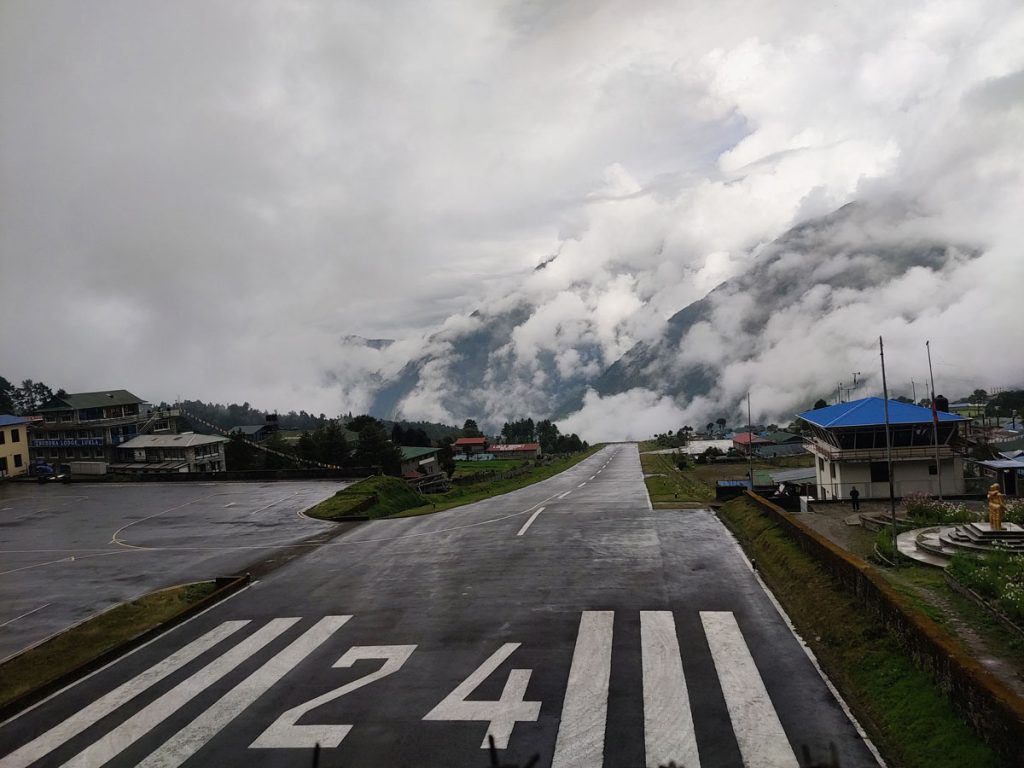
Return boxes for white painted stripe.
[578,482,587,488]
[716,522,886,766]
[0,602,51,628]
[558,491,572,499]
[517,507,544,536]
[641,612,699,768]
[700,612,798,768]
[551,611,614,768]
[138,616,351,767]
[3,621,249,768]
[589,475,596,480]
[61,618,299,768]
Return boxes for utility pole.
[880,337,898,557]
[910,379,917,403]
[926,341,943,500]
[747,392,754,490]
[851,372,861,399]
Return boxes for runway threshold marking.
[516,508,545,536]
[2,620,251,768]
[641,611,699,768]
[141,616,352,764]
[62,619,300,768]
[551,611,613,768]
[702,611,798,768]
[2,610,807,765]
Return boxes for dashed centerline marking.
[578,483,587,488]
[558,491,572,499]
[516,508,545,536]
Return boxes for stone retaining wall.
[743,490,1024,765]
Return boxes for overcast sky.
[2,1,1022,430]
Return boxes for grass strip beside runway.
[0,582,218,710]
[640,452,714,505]
[395,446,604,518]
[305,476,426,520]
[308,448,602,521]
[717,497,1003,768]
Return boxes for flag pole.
[747,392,754,489]
[926,340,943,500]
[880,337,897,556]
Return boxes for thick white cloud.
[2,0,1022,433]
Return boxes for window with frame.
[0,430,5,445]
[14,454,23,468]
[870,461,890,483]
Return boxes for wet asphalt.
[0,480,351,659]
[0,446,881,767]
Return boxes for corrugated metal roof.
[400,446,439,460]
[733,432,770,444]
[0,414,30,427]
[798,397,967,428]
[454,437,487,445]
[38,390,143,411]
[118,433,226,449]
[230,425,268,435]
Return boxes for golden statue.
[987,483,1005,531]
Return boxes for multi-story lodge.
[798,397,968,500]
[111,433,227,474]
[29,390,177,467]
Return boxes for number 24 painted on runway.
[249,643,539,750]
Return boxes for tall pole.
[911,379,917,402]
[926,341,943,500]
[880,337,897,555]
[747,392,754,489]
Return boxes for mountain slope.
[558,202,973,417]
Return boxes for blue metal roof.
[0,414,30,427]
[798,397,967,428]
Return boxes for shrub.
[902,493,976,525]
[949,551,1024,621]
[874,528,898,563]
[1005,498,1024,525]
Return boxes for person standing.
[849,486,861,511]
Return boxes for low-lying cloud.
[2,1,1021,438]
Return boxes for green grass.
[639,452,713,505]
[395,446,603,517]
[308,449,602,521]
[0,581,218,710]
[306,475,427,520]
[718,498,1004,768]
[452,458,528,477]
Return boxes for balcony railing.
[807,439,964,462]
[35,413,145,430]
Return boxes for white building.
[798,398,968,500]
[112,432,228,473]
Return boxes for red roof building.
[490,443,541,458]
[453,436,488,454]
[732,432,771,455]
